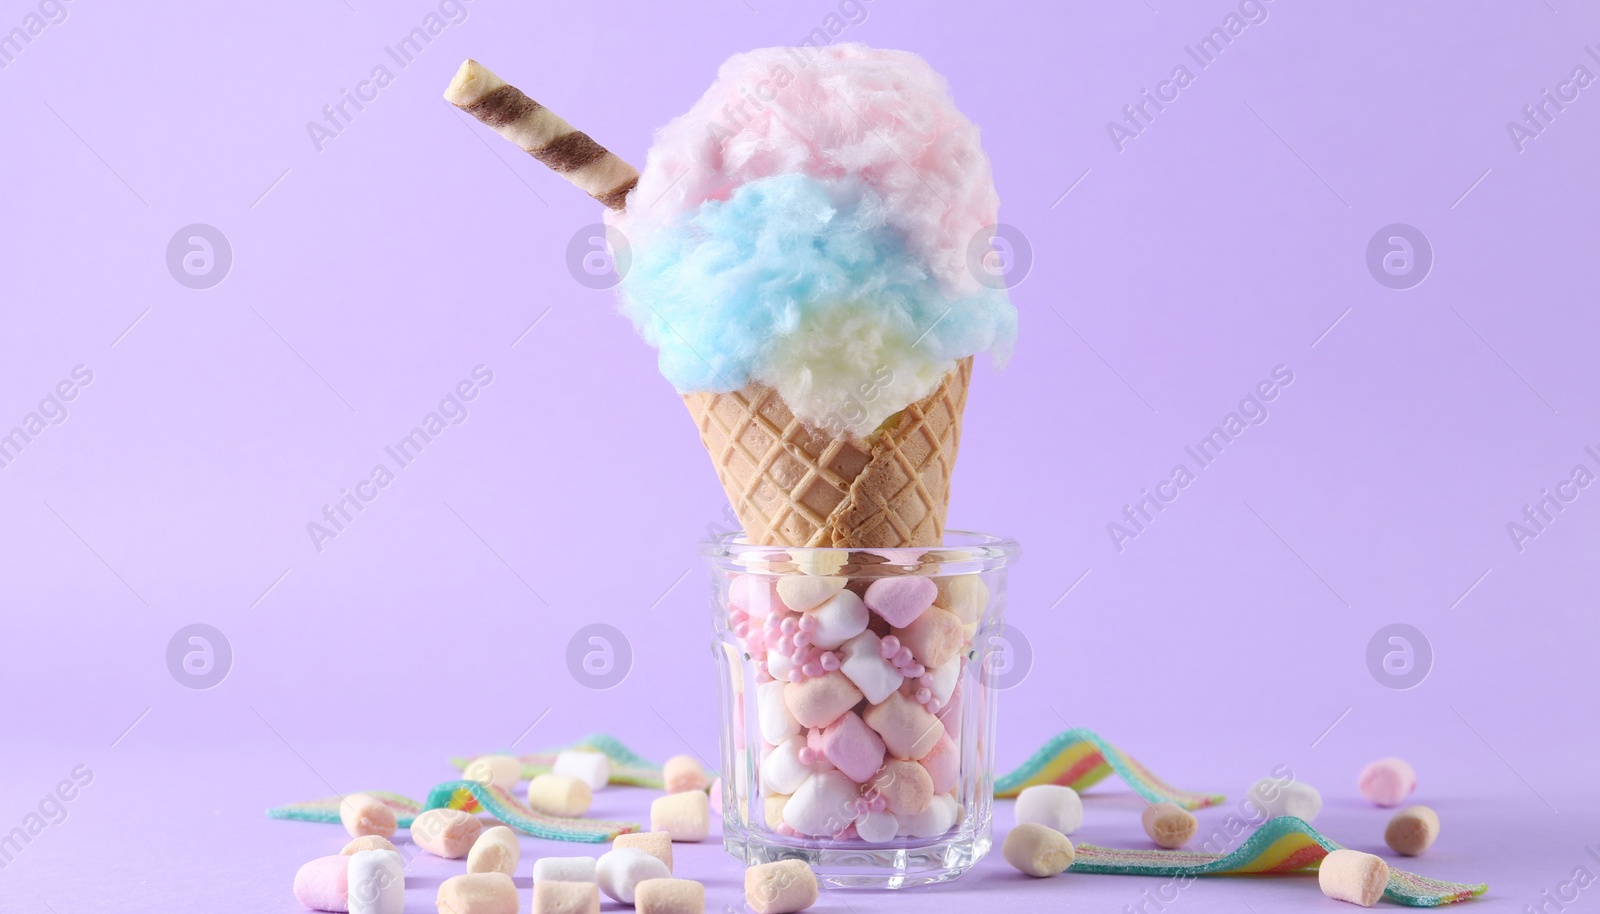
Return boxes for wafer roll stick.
[445,59,639,210]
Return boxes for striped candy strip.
[445,59,640,211]
[995,728,1226,810]
[266,782,640,843]
[448,733,666,789]
[1071,816,1488,907]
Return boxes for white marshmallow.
[532,856,597,883]
[766,650,797,684]
[757,679,801,745]
[596,847,671,904]
[761,736,813,795]
[776,575,846,612]
[1248,778,1322,822]
[838,631,903,704]
[1014,785,1083,835]
[808,590,869,649]
[347,849,404,914]
[925,658,960,708]
[855,809,899,843]
[898,793,958,838]
[553,750,611,791]
[783,771,860,838]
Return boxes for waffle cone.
[684,358,972,548]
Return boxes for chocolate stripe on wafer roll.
[445,59,640,211]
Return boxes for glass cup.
[701,531,1020,889]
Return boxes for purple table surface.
[3,0,1598,910]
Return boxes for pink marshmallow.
[818,712,888,783]
[936,682,963,738]
[294,855,349,912]
[1358,757,1417,807]
[892,607,964,669]
[862,691,943,760]
[784,671,863,729]
[864,576,938,628]
[919,733,960,795]
[730,574,784,619]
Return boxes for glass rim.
[699,529,1019,574]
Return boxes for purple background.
[3,0,1598,910]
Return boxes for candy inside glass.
[702,532,1019,889]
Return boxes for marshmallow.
[411,808,484,859]
[1318,849,1389,907]
[918,733,960,795]
[663,754,710,793]
[347,849,403,914]
[651,790,711,841]
[864,576,937,628]
[758,679,802,744]
[613,831,673,870]
[730,574,782,619]
[338,794,397,840]
[553,750,611,791]
[462,754,523,793]
[437,873,518,914]
[532,880,600,914]
[763,793,789,828]
[762,736,814,795]
[923,658,960,710]
[868,759,934,816]
[532,856,597,883]
[784,770,860,837]
[766,649,797,685]
[892,607,964,669]
[898,792,958,837]
[527,774,593,817]
[293,855,349,912]
[862,691,943,760]
[467,825,520,876]
[855,809,899,843]
[817,711,887,783]
[935,574,988,626]
[1247,778,1322,822]
[784,671,863,729]
[597,847,672,903]
[744,860,818,914]
[838,631,904,704]
[635,878,705,914]
[807,590,870,649]
[1384,805,1439,857]
[1358,757,1417,807]
[1014,785,1082,835]
[1002,823,1075,877]
[935,684,963,738]
[776,575,845,612]
[340,835,397,856]
[790,548,848,577]
[1141,802,1197,849]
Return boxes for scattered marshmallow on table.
[532,855,597,883]
[553,750,611,791]
[863,575,937,628]
[1247,777,1322,822]
[1014,785,1082,835]
[410,808,484,859]
[837,631,904,704]
[1141,802,1198,849]
[346,849,403,914]
[892,607,964,669]
[596,847,672,903]
[1358,757,1417,807]
[868,759,934,816]
[293,855,349,912]
[776,575,845,613]
[635,877,706,914]
[651,790,711,841]
[613,831,673,870]
[806,590,870,649]
[745,860,818,914]
[526,774,593,817]
[338,794,397,840]
[663,754,710,793]
[862,691,943,760]
[466,825,520,876]
[757,679,802,744]
[340,835,396,856]
[784,672,864,729]
[1385,805,1440,857]
[783,770,860,837]
[817,711,886,783]
[532,880,600,914]
[463,754,523,793]
[1318,849,1389,907]
[1002,822,1076,877]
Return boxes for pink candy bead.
[904,663,925,679]
[895,647,914,667]
[915,687,933,704]
[798,747,818,766]
[781,618,799,635]
[798,615,819,632]
[802,662,824,678]
[794,631,813,649]
[879,636,901,658]
[820,652,840,672]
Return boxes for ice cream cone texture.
[615,46,1016,547]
